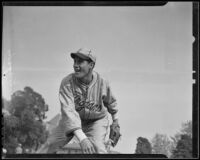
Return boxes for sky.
[2,2,193,153]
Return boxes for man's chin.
[74,72,82,78]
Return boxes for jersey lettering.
[74,91,102,112]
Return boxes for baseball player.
[36,48,121,154]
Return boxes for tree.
[171,134,192,158]
[2,98,17,153]
[2,98,10,109]
[171,120,192,157]
[3,115,20,153]
[3,87,49,153]
[170,120,192,157]
[151,133,173,158]
[2,98,11,116]
[135,137,152,154]
[10,86,49,121]
[171,120,192,144]
[180,121,192,138]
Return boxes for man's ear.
[90,62,95,69]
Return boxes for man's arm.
[74,129,96,153]
[112,113,119,121]
[103,80,119,121]
[73,129,87,142]
[59,78,82,136]
[103,80,121,147]
[59,78,96,153]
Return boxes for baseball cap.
[71,48,96,63]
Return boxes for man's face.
[73,56,93,78]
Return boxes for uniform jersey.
[59,71,118,136]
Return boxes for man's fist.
[80,138,96,154]
[109,119,121,147]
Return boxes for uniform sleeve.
[59,79,81,136]
[103,80,118,118]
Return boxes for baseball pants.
[36,115,109,154]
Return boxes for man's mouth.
[74,68,81,73]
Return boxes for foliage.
[171,134,192,158]
[2,98,10,109]
[3,87,49,153]
[10,86,49,121]
[2,98,11,116]
[170,120,192,157]
[135,137,152,154]
[3,115,20,153]
[150,120,192,158]
[151,133,173,158]
[180,120,192,138]
[171,120,192,145]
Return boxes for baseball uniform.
[37,71,118,153]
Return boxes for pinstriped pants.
[36,115,109,154]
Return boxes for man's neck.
[78,72,93,85]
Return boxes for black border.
[2,1,167,6]
[192,1,199,159]
[5,154,168,159]
[1,1,199,159]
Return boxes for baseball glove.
[109,120,121,147]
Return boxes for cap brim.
[71,53,90,61]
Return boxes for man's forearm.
[112,113,118,121]
[74,129,87,142]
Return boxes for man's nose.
[74,63,79,68]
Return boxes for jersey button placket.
[83,86,88,119]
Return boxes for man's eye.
[74,58,84,64]
[78,60,83,63]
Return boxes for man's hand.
[109,119,121,147]
[80,138,96,154]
